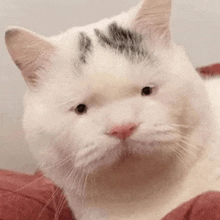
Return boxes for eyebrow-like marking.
[78,32,93,64]
[94,22,149,61]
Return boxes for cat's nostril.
[109,123,137,140]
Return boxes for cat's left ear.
[5,27,55,87]
[132,0,171,46]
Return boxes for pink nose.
[109,123,137,140]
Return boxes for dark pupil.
[76,104,87,114]
[142,87,152,96]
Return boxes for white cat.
[5,0,220,219]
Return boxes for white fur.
[5,0,220,219]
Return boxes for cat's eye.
[141,86,153,96]
[75,104,87,114]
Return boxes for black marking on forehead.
[94,22,148,61]
[79,32,93,64]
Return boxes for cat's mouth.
[118,150,141,164]
[74,129,179,173]
[109,140,147,166]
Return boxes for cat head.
[5,0,211,181]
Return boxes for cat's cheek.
[129,101,181,150]
[72,131,121,171]
[22,106,75,162]
[138,100,173,124]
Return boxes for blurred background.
[0,0,220,174]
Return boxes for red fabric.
[1,169,220,220]
[197,63,220,77]
[0,169,73,220]
[162,192,220,220]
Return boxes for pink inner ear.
[132,0,172,46]
[10,51,20,62]
[5,27,55,87]
[20,51,54,87]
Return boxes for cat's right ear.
[5,27,55,87]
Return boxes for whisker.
[83,172,88,193]
[55,193,67,220]
[173,147,188,167]
[175,139,199,159]
[166,123,193,129]
[51,167,83,220]
[60,163,87,198]
[40,133,74,171]
[162,128,200,152]
[37,186,61,220]
[167,123,214,133]
[76,171,87,197]
[82,167,90,195]
[37,165,78,220]
[42,151,75,170]
[179,138,200,151]
[0,175,45,198]
[52,187,62,220]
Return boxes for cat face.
[5,0,210,180]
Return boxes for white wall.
[1,0,220,174]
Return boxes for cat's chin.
[83,140,173,175]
